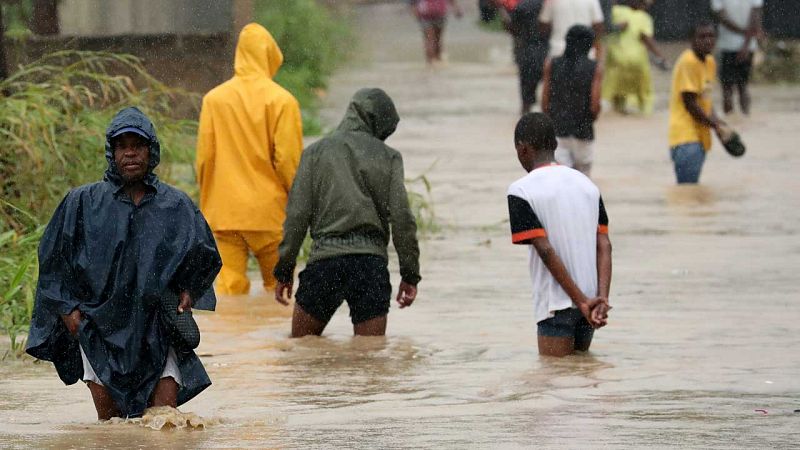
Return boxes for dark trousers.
[514,41,547,106]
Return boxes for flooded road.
[2,2,799,448]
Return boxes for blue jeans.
[670,142,706,184]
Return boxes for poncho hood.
[234,23,283,79]
[336,88,400,141]
[104,106,161,185]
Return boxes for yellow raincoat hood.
[234,23,283,79]
[196,23,303,232]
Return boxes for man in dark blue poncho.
[26,107,222,420]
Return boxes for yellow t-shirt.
[668,50,716,151]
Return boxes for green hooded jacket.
[274,88,421,285]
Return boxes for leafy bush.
[254,0,354,134]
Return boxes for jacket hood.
[234,23,283,79]
[336,88,399,141]
[104,106,160,185]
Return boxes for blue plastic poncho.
[26,107,222,417]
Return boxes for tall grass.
[0,50,199,229]
[406,173,439,235]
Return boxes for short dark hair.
[514,112,557,152]
[564,25,595,59]
[691,20,716,38]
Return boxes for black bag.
[159,290,200,351]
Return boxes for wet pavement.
[1,2,799,448]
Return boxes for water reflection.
[665,184,716,207]
[270,336,425,409]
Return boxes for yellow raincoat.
[196,23,303,294]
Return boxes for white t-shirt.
[507,164,608,323]
[538,0,604,57]
[712,0,763,52]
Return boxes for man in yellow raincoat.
[196,23,303,295]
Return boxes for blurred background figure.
[538,0,605,58]
[711,0,765,115]
[542,25,602,177]
[497,0,549,114]
[603,0,668,115]
[408,0,464,66]
[196,23,304,296]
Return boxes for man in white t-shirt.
[711,0,764,115]
[507,113,612,357]
[538,0,605,57]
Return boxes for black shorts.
[537,308,594,349]
[295,254,391,325]
[719,51,753,86]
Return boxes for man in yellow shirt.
[196,23,303,294]
[668,22,723,184]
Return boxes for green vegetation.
[254,0,354,135]
[755,41,800,83]
[1,1,34,36]
[406,173,439,235]
[0,203,41,359]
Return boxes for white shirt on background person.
[538,0,604,57]
[712,0,763,52]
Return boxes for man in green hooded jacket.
[274,88,421,337]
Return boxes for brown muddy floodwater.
[1,3,799,448]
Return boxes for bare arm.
[590,61,603,119]
[739,7,764,57]
[538,0,553,39]
[751,7,765,42]
[541,58,552,115]
[596,233,612,299]
[640,34,665,61]
[682,92,720,132]
[532,236,605,327]
[592,22,605,62]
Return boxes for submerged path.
[1,2,799,447]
